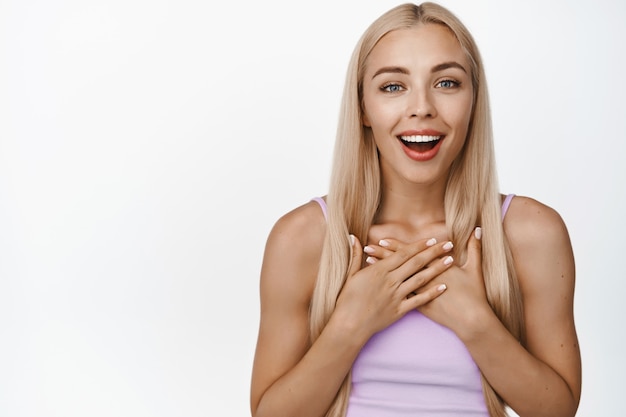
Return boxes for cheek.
[362,96,378,124]
[363,100,398,131]
[446,96,473,133]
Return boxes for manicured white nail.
[366,256,376,264]
[379,239,390,247]
[349,234,356,245]
[437,284,447,292]
[474,227,482,240]
[442,241,454,251]
[426,238,437,247]
[363,246,375,254]
[443,256,454,266]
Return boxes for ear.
[362,113,371,127]
[361,103,371,127]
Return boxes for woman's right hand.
[330,235,454,341]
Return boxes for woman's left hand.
[363,227,493,336]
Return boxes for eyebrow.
[372,66,409,79]
[431,61,467,74]
[371,61,467,79]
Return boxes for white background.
[1,0,624,416]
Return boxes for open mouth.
[399,135,443,152]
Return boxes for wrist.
[456,305,500,343]
[325,310,371,350]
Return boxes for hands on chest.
[335,222,492,340]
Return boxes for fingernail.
[363,246,375,254]
[349,234,356,245]
[474,227,482,240]
[366,256,376,264]
[443,256,454,266]
[379,239,390,247]
[426,238,437,247]
[437,284,447,292]
[442,241,454,251]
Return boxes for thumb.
[465,227,483,269]
[347,234,363,278]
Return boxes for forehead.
[365,24,468,73]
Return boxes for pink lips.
[397,129,445,162]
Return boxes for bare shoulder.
[502,195,572,264]
[501,198,581,402]
[260,198,327,307]
[251,200,327,412]
[502,194,575,308]
[266,199,327,259]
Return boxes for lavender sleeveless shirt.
[311,194,515,417]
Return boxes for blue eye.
[381,83,404,93]
[437,79,460,89]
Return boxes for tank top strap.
[311,197,328,221]
[501,194,515,220]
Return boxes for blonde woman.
[250,2,581,417]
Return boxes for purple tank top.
[311,195,515,417]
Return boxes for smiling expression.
[361,24,474,190]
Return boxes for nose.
[407,88,437,119]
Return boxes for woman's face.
[361,24,474,190]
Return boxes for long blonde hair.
[309,3,525,416]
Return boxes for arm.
[437,197,580,417]
[250,202,358,417]
[467,196,580,417]
[250,202,453,417]
[362,197,581,417]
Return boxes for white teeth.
[400,135,441,143]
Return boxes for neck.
[375,178,447,229]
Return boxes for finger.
[401,281,447,312]
[378,237,434,252]
[399,254,454,296]
[347,234,363,278]
[364,237,435,265]
[363,237,430,262]
[363,244,393,262]
[378,237,440,272]
[463,226,482,269]
[389,239,454,280]
[363,238,407,263]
